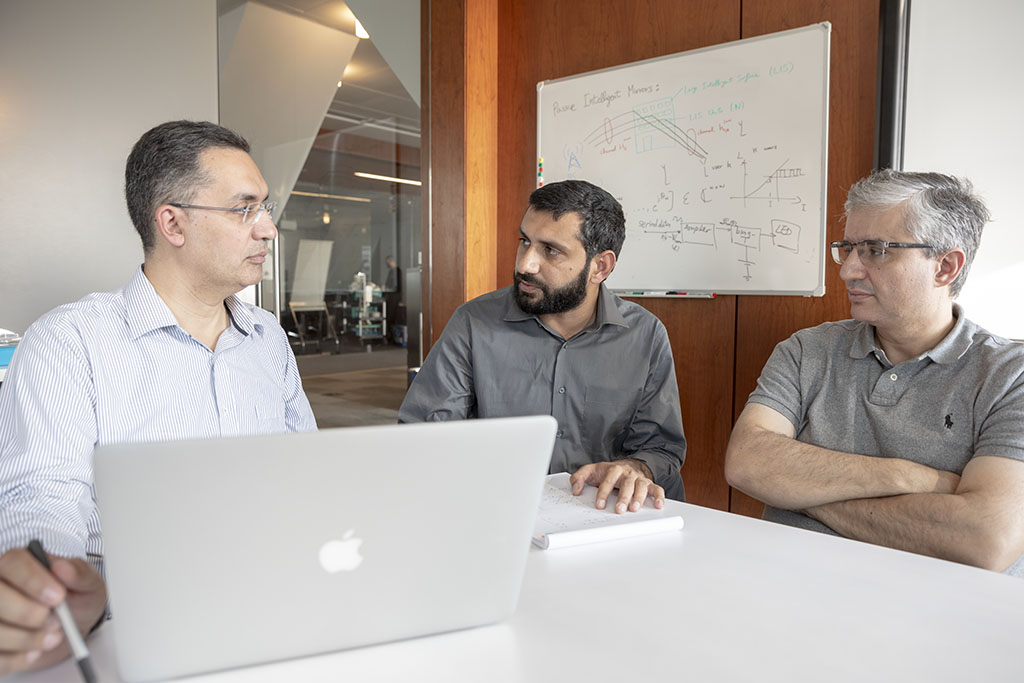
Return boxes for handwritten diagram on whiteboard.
[537,23,830,296]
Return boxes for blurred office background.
[1,0,421,426]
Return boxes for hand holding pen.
[0,540,106,679]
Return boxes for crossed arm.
[724,403,1024,572]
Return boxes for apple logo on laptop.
[318,529,364,573]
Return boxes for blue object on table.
[0,345,15,368]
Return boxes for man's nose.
[839,245,865,282]
[517,247,540,273]
[252,211,278,241]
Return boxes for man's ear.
[589,250,617,284]
[934,248,966,289]
[154,204,187,248]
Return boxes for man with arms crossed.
[725,170,1024,575]
[400,180,686,509]
[0,121,317,674]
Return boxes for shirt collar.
[124,266,181,340]
[849,303,972,364]
[849,321,878,360]
[923,303,973,364]
[224,294,258,336]
[124,266,261,339]
[503,283,628,330]
[594,283,628,329]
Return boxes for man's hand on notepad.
[570,460,665,513]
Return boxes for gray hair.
[844,169,990,297]
[125,120,250,252]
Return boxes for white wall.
[0,0,219,334]
[903,0,1024,339]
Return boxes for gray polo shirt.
[399,284,686,499]
[749,305,1024,576]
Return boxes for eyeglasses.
[829,239,937,267]
[169,200,278,225]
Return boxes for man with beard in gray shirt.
[400,180,685,511]
[725,170,1024,576]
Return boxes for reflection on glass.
[254,32,421,357]
[275,179,419,354]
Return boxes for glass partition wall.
[220,0,421,367]
[271,124,421,356]
[218,0,420,426]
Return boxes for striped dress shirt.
[0,267,317,564]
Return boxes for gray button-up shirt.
[748,304,1024,576]
[399,285,686,499]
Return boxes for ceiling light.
[354,172,421,187]
[354,18,369,39]
[337,80,342,88]
[291,190,371,203]
[322,211,331,225]
[323,112,421,139]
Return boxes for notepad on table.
[532,473,684,550]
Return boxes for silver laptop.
[94,416,556,682]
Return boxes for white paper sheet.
[532,473,684,550]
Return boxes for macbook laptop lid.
[93,416,556,682]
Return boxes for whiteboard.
[537,23,830,296]
[291,238,333,307]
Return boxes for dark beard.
[514,261,591,315]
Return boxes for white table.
[16,500,1024,682]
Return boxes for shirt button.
[558,386,566,394]
[556,430,563,438]
[890,373,898,381]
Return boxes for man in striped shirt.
[0,121,317,674]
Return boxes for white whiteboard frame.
[536,23,831,297]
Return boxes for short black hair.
[124,120,250,251]
[528,180,626,258]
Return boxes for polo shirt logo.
[944,413,954,429]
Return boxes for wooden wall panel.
[632,296,737,509]
[496,0,741,510]
[425,0,468,348]
[731,0,882,517]
[424,0,499,349]
[465,0,499,301]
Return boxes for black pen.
[26,540,98,683]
